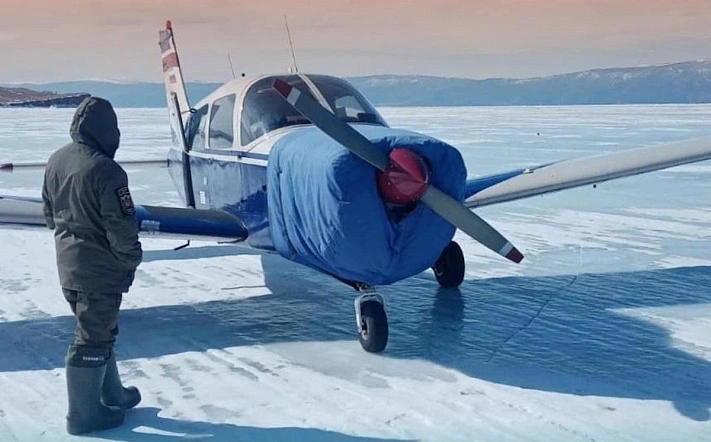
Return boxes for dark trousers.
[63,289,122,351]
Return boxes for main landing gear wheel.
[433,241,465,288]
[354,290,389,353]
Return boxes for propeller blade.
[272,79,389,171]
[272,77,524,264]
[421,187,523,263]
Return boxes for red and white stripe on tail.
[158,20,191,154]
[159,20,190,116]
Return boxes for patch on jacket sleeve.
[115,186,136,216]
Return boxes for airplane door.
[184,104,210,209]
[167,92,197,208]
[205,94,239,210]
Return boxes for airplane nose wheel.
[432,241,465,288]
[354,289,388,353]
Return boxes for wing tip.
[0,163,13,173]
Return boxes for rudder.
[158,20,190,115]
[158,21,195,208]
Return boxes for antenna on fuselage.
[284,15,299,73]
[227,54,236,79]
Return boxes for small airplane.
[2,21,711,353]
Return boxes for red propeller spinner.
[376,148,430,205]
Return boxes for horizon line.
[2,58,710,86]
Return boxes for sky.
[1,0,710,83]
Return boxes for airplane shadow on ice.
[2,245,711,423]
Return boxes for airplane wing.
[0,195,248,242]
[464,136,711,208]
[0,195,46,228]
[1,159,168,173]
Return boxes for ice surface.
[1,105,710,441]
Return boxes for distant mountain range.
[351,60,711,106]
[3,60,711,108]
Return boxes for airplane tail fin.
[158,21,190,114]
[158,21,195,208]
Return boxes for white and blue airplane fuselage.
[165,72,468,288]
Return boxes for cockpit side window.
[208,94,236,149]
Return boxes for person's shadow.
[100,407,411,441]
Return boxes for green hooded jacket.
[42,97,142,293]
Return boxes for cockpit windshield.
[240,74,387,146]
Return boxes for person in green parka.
[42,96,143,435]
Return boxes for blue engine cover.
[267,125,467,285]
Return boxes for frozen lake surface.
[0,105,710,441]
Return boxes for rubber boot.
[102,352,141,410]
[66,363,125,435]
